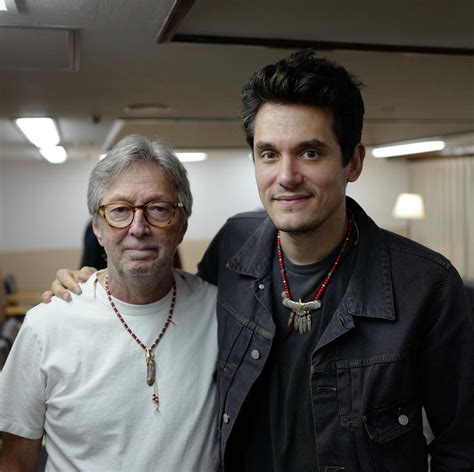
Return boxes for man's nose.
[277,156,303,188]
[128,209,151,237]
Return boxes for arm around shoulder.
[2,433,42,472]
[42,266,97,303]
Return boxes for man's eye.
[302,150,319,159]
[106,206,132,221]
[148,204,169,213]
[110,206,130,215]
[261,151,276,160]
[147,204,172,217]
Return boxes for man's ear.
[92,220,105,247]
[347,143,366,183]
[177,219,188,246]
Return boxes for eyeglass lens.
[103,202,176,228]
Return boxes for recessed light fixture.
[39,146,67,164]
[15,117,60,148]
[175,152,207,163]
[372,140,445,158]
[123,103,171,116]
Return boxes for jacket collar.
[227,197,396,321]
[340,198,395,320]
[226,214,276,279]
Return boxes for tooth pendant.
[291,311,312,334]
[145,348,155,386]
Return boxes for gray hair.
[88,134,192,221]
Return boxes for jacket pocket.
[362,400,427,472]
[364,400,418,443]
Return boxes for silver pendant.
[145,348,155,386]
[282,292,320,334]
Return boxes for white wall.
[183,150,261,241]
[347,154,409,229]
[0,150,408,253]
[0,159,95,252]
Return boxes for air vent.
[0,26,78,71]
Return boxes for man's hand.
[41,266,97,303]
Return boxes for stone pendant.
[145,348,155,386]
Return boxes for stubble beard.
[276,217,323,237]
[116,259,172,278]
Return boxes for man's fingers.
[42,267,98,303]
[77,266,97,282]
[51,279,73,301]
[41,290,54,304]
[55,269,82,295]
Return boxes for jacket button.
[251,349,261,360]
[258,283,265,289]
[398,414,409,426]
[223,413,230,424]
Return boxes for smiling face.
[253,102,364,237]
[93,161,187,280]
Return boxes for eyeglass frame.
[98,200,184,229]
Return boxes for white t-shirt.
[0,270,218,472]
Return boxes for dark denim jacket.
[198,198,474,472]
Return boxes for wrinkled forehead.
[101,161,178,204]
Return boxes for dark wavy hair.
[241,49,365,165]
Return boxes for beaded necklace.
[104,273,176,409]
[277,215,353,334]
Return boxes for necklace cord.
[104,274,176,407]
[277,215,353,335]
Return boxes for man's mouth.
[124,247,157,255]
[272,193,312,206]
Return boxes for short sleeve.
[0,319,46,439]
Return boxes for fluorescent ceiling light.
[0,0,18,11]
[176,152,207,162]
[441,145,474,157]
[372,140,445,158]
[40,146,67,164]
[15,118,60,148]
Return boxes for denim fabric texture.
[198,198,474,472]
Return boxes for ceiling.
[0,0,473,163]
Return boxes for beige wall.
[0,249,82,292]
[0,239,211,292]
[179,240,210,274]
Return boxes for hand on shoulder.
[42,266,97,303]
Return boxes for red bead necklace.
[277,216,353,334]
[104,273,176,408]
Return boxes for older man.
[0,135,218,470]
[44,51,474,471]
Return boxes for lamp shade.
[392,193,425,220]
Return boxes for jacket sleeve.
[197,224,227,286]
[420,265,474,471]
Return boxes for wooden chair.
[3,274,42,318]
[5,292,43,317]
